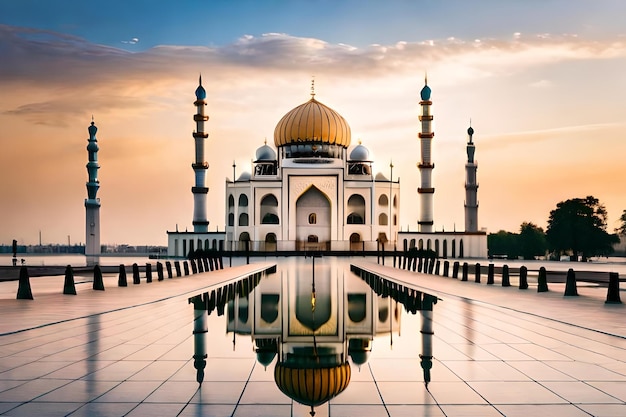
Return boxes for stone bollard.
[174,261,182,277]
[190,259,198,274]
[452,261,460,279]
[132,263,141,284]
[118,264,128,287]
[537,266,549,292]
[501,264,511,287]
[461,262,469,281]
[474,263,481,283]
[443,260,449,277]
[93,264,105,291]
[183,261,190,276]
[157,262,164,281]
[564,268,578,296]
[487,263,495,285]
[519,266,528,289]
[63,265,77,295]
[605,272,622,304]
[435,260,440,276]
[165,261,173,278]
[146,263,152,283]
[17,266,34,300]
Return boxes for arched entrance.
[349,233,362,251]
[265,232,277,252]
[296,186,331,251]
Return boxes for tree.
[615,209,626,236]
[546,196,619,261]
[518,222,547,260]
[487,230,519,259]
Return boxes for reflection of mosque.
[190,259,437,416]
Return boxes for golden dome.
[274,361,351,411]
[274,98,351,148]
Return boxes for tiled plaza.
[0,258,624,416]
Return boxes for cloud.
[122,37,139,44]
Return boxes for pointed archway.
[296,186,331,251]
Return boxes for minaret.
[192,75,210,232]
[417,77,435,233]
[464,124,479,232]
[85,117,101,265]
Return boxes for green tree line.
[488,196,623,261]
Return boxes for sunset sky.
[1,0,625,246]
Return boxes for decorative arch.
[378,194,388,206]
[228,213,234,227]
[238,194,248,207]
[443,239,448,258]
[265,232,277,251]
[452,239,456,258]
[296,185,331,250]
[379,213,388,226]
[459,239,464,258]
[238,232,250,251]
[239,213,249,226]
[418,239,424,250]
[228,194,235,208]
[435,239,440,257]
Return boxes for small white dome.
[237,171,251,181]
[255,144,276,161]
[349,144,370,161]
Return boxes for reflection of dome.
[274,362,351,412]
[349,143,370,161]
[255,144,276,161]
[274,98,351,148]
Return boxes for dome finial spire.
[199,73,202,86]
[310,76,315,99]
[425,71,428,86]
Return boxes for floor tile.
[469,381,567,404]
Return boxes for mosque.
[166,77,487,258]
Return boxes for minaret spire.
[85,117,101,265]
[417,76,435,232]
[310,76,316,99]
[464,124,479,232]
[192,76,210,232]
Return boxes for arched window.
[452,239,456,258]
[427,239,432,250]
[409,239,416,249]
[204,239,209,250]
[379,213,388,226]
[347,194,366,224]
[347,213,364,224]
[260,194,279,224]
[309,213,317,224]
[378,194,388,206]
[228,213,234,226]
[238,194,248,207]
[435,239,440,257]
[393,215,397,226]
[459,239,464,258]
[228,194,235,208]
[418,239,424,250]
[393,195,397,208]
[239,213,249,226]
[443,239,448,258]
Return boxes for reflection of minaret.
[417,76,434,233]
[85,118,101,266]
[192,75,210,232]
[464,125,479,232]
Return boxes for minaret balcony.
[418,115,433,121]
[418,187,435,194]
[192,162,209,169]
[193,132,209,139]
[418,132,434,139]
[419,100,432,105]
[193,100,207,106]
[192,186,209,194]
[194,114,209,121]
[418,162,434,169]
